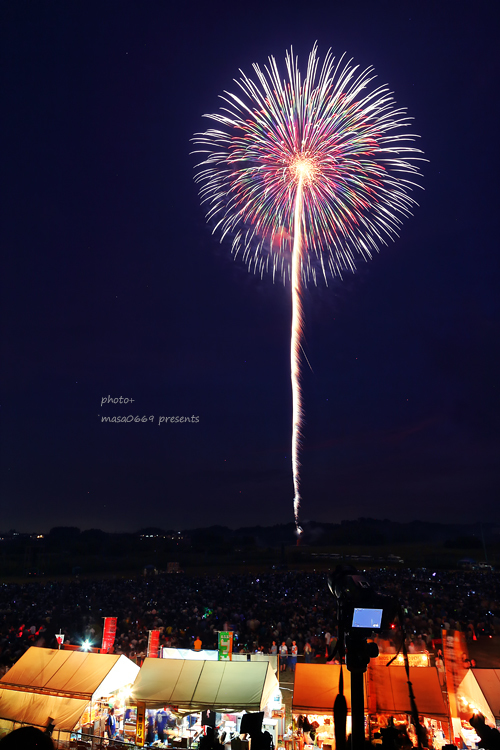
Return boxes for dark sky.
[1,1,499,533]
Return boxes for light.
[290,155,318,184]
[81,640,91,651]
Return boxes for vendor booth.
[292,664,366,746]
[132,658,280,747]
[367,664,450,748]
[457,669,500,730]
[292,663,450,749]
[0,646,139,747]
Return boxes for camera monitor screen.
[352,607,383,628]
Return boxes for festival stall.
[457,669,500,730]
[292,663,366,746]
[292,663,450,749]
[367,664,450,748]
[132,658,281,747]
[0,646,139,746]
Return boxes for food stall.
[292,662,450,749]
[458,668,500,727]
[292,663,366,746]
[132,657,281,747]
[0,646,139,747]
[367,664,451,748]
[457,668,500,740]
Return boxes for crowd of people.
[0,567,498,673]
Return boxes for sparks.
[192,44,424,530]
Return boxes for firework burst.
[193,44,423,530]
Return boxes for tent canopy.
[0,647,139,700]
[0,688,88,732]
[132,658,278,713]
[292,664,366,715]
[459,669,500,723]
[368,665,448,718]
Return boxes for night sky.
[2,1,499,533]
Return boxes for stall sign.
[148,630,160,657]
[218,631,233,661]
[377,653,429,667]
[136,701,146,747]
[101,617,117,653]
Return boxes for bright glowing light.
[81,640,91,651]
[193,45,423,527]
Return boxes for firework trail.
[193,45,423,532]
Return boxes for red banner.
[147,630,160,657]
[101,617,117,653]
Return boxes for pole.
[350,670,365,750]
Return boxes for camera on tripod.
[328,565,397,672]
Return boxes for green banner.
[218,631,233,661]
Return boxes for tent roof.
[132,658,278,713]
[0,687,88,731]
[0,647,139,700]
[292,664,366,715]
[459,669,500,722]
[368,665,448,718]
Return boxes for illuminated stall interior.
[0,646,139,746]
[292,664,366,745]
[132,658,281,747]
[456,668,500,746]
[367,664,450,748]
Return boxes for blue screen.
[352,607,383,628]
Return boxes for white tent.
[458,669,500,726]
[0,690,88,732]
[132,658,278,713]
[0,647,139,731]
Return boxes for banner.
[218,631,233,661]
[147,630,160,658]
[136,701,146,747]
[101,617,117,654]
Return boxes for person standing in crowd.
[146,709,156,744]
[156,707,169,742]
[270,641,278,655]
[289,641,298,671]
[105,708,116,739]
[435,651,446,687]
[279,641,288,671]
[304,642,312,663]
[194,636,202,651]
